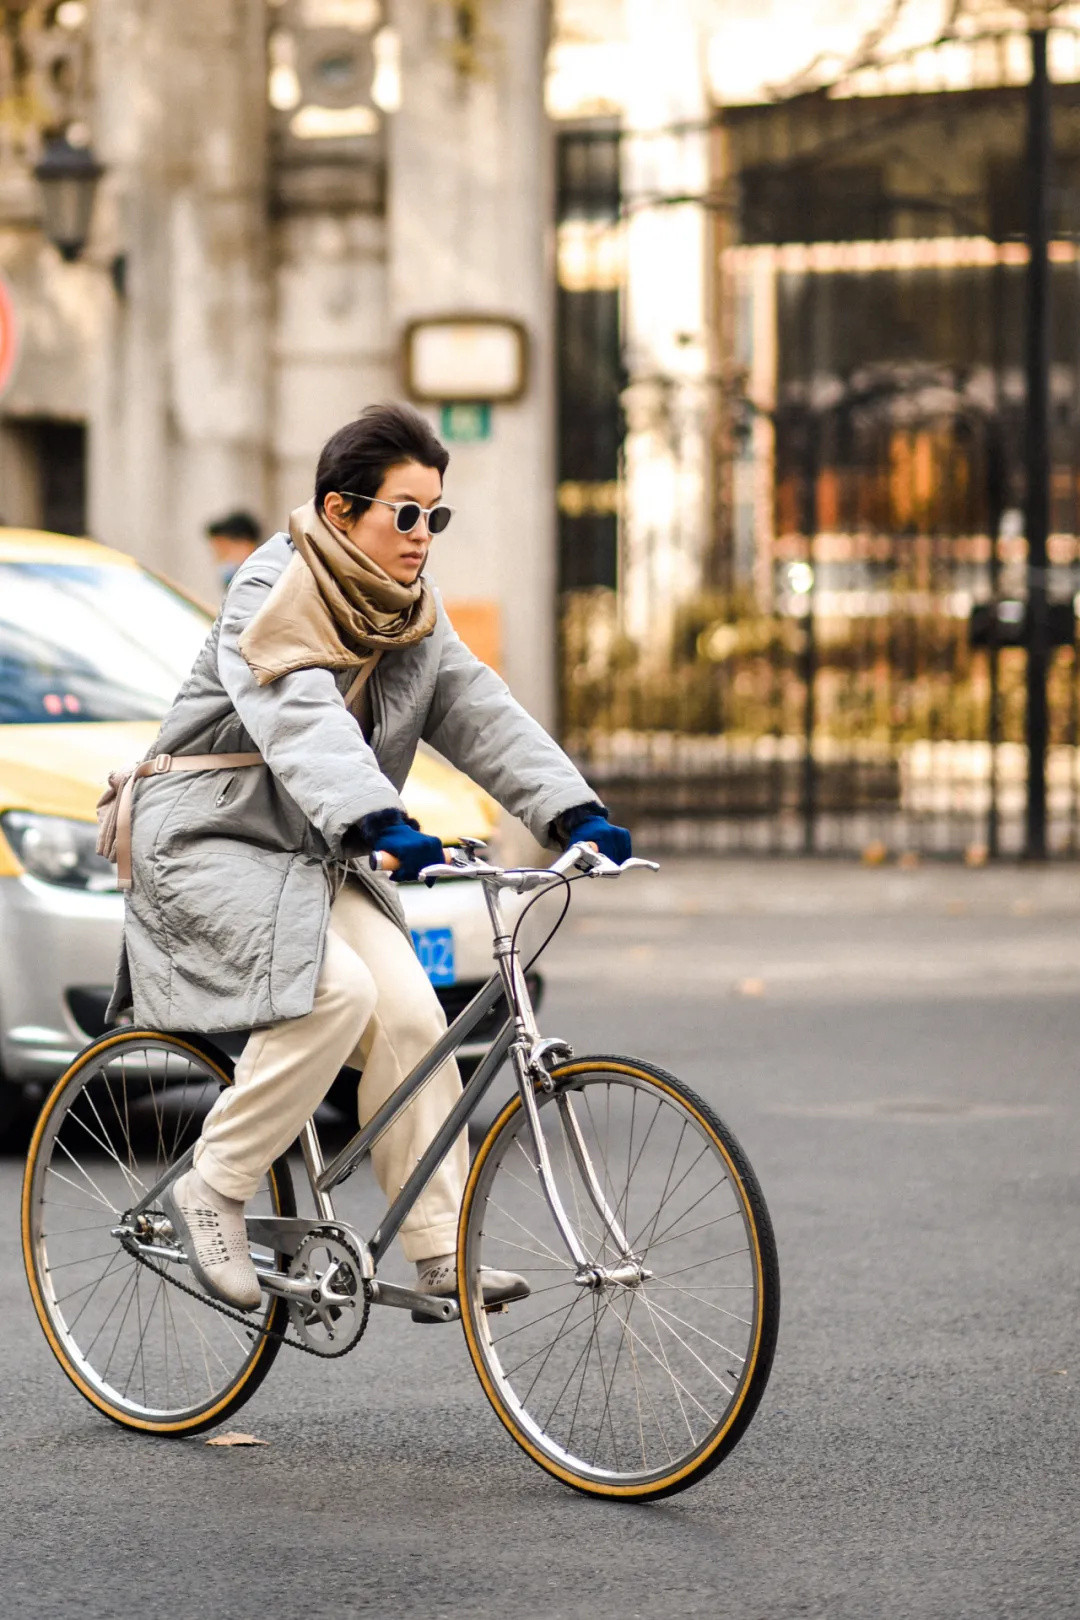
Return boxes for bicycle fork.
[485,879,650,1291]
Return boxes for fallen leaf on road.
[205,1432,268,1447]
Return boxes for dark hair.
[206,509,261,541]
[315,403,449,516]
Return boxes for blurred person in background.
[206,509,262,591]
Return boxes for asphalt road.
[1,858,1078,1620]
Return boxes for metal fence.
[554,110,1080,858]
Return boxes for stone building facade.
[0,0,556,725]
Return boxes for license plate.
[411,927,455,986]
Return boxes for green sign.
[440,402,491,442]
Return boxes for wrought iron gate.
[555,115,1080,858]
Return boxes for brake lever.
[559,843,660,878]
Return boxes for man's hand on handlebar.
[555,806,632,865]
[363,817,443,884]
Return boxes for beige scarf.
[238,498,437,687]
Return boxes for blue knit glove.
[562,812,632,865]
[367,820,444,884]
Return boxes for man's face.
[209,535,257,587]
[323,460,444,585]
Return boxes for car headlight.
[0,811,118,892]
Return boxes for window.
[0,561,211,723]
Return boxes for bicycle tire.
[22,1028,295,1436]
[458,1055,779,1500]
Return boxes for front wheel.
[458,1056,779,1500]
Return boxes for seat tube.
[300,1119,337,1223]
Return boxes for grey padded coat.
[108,534,597,1034]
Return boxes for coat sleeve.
[421,610,599,847]
[217,563,405,851]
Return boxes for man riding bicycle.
[106,403,631,1313]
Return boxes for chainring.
[286,1228,371,1356]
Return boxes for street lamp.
[33,133,103,262]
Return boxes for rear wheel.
[459,1056,779,1500]
[22,1029,294,1435]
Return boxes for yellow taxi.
[0,528,505,1126]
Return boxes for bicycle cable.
[506,868,587,1022]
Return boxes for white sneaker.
[162,1168,261,1311]
[415,1254,530,1308]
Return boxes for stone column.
[387,0,557,728]
[91,0,270,599]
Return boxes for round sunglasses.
[340,491,453,536]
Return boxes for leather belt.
[115,751,263,891]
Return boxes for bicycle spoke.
[501,1295,593,1384]
[637,1171,734,1257]
[644,1223,747,1257]
[62,1103,146,1203]
[640,1294,735,1397]
[647,1275,753,1325]
[47,1149,119,1215]
[628,1301,717,1430]
[608,1290,674,1466]
[63,1249,131,1326]
[54,1252,132,1309]
[546,1302,599,1441]
[46,1248,124,1273]
[489,1289,585,1347]
[78,1261,138,1350]
[589,1302,624,1471]
[484,1197,573,1268]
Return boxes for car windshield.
[0,560,211,723]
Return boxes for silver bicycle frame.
[306,867,635,1274]
[130,847,646,1278]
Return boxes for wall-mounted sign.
[440,402,491,442]
[403,315,528,403]
[0,274,18,400]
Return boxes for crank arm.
[366,1279,459,1322]
[252,1259,322,1304]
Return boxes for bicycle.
[22,839,779,1501]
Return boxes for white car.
[0,528,529,1131]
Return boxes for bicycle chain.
[122,1227,371,1360]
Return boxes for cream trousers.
[193,881,467,1262]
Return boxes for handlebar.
[368,841,659,888]
[369,840,601,876]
